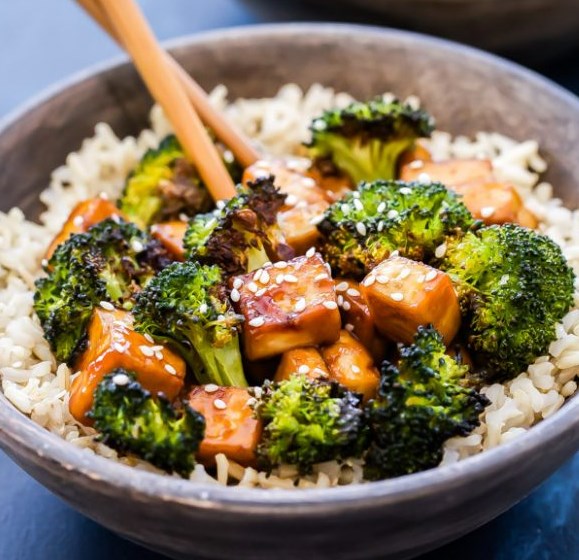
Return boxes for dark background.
[0,1,578,559]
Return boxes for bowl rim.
[0,22,578,513]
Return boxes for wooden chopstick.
[76,0,260,169]
[95,0,236,201]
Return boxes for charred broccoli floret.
[89,369,205,477]
[119,134,239,228]
[184,176,292,276]
[133,261,248,387]
[306,97,434,185]
[253,375,366,474]
[438,224,575,382]
[364,326,489,480]
[34,218,171,363]
[318,180,475,278]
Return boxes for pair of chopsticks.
[76,0,260,201]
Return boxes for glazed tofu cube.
[400,158,494,188]
[274,347,330,382]
[361,255,461,345]
[320,330,380,401]
[278,200,329,255]
[232,253,341,360]
[69,308,186,423]
[45,196,125,260]
[335,278,389,362]
[306,167,353,201]
[151,220,187,260]
[188,385,262,467]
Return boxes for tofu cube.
[274,347,330,382]
[70,308,186,423]
[232,253,341,360]
[320,330,380,401]
[400,158,494,188]
[188,385,262,467]
[151,220,187,260]
[361,255,461,345]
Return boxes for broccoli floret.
[437,224,575,382]
[364,326,489,480]
[119,134,239,228]
[318,180,475,278]
[133,261,248,387]
[306,97,434,185]
[184,176,292,277]
[253,375,366,474]
[89,369,205,477]
[34,218,171,363]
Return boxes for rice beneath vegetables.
[1,83,578,488]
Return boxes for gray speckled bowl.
[0,24,578,560]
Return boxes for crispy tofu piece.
[188,385,262,467]
[515,207,539,229]
[320,330,380,401]
[361,255,461,345]
[278,200,329,255]
[151,220,187,260]
[45,197,125,260]
[306,167,353,201]
[398,143,432,169]
[69,308,186,423]
[455,182,525,225]
[232,253,341,360]
[400,158,495,188]
[335,278,388,362]
[274,347,330,382]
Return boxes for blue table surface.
[1,2,578,559]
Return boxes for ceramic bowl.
[0,24,578,560]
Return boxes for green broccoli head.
[184,175,293,277]
[306,97,434,185]
[438,224,575,382]
[364,326,489,481]
[34,218,171,364]
[89,369,205,478]
[133,261,248,387]
[119,134,239,228]
[317,180,475,278]
[253,375,367,474]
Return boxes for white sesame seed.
[247,282,259,293]
[363,275,376,287]
[255,288,267,297]
[302,177,317,188]
[434,243,447,259]
[376,275,389,284]
[352,191,360,198]
[232,278,244,290]
[273,261,287,269]
[416,274,426,283]
[346,288,360,298]
[309,214,325,225]
[294,298,307,313]
[213,399,227,410]
[99,301,115,311]
[351,365,361,374]
[417,173,431,184]
[306,247,316,258]
[353,199,364,212]
[113,343,128,354]
[275,273,285,284]
[336,281,349,292]
[264,261,272,267]
[199,303,208,314]
[164,364,177,376]
[391,292,404,301]
[342,301,351,311]
[337,295,344,306]
[284,274,298,283]
[399,186,413,195]
[253,269,263,282]
[387,210,399,220]
[99,192,109,200]
[144,333,154,344]
[139,345,155,357]
[285,194,298,206]
[356,222,367,236]
[345,323,355,332]
[377,221,385,232]
[480,206,495,218]
[41,259,48,268]
[12,361,23,368]
[155,351,164,360]
[425,270,438,282]
[112,373,130,386]
[314,273,328,282]
[377,202,386,213]
[249,317,265,327]
[111,214,121,224]
[260,270,270,284]
[391,250,400,257]
[131,239,145,253]
[398,268,411,280]
[341,204,351,214]
[408,160,424,169]
[246,397,258,407]
[323,301,338,310]
[253,386,263,398]
[205,384,219,393]
[179,213,189,222]
[216,200,226,210]
[499,274,510,286]
[230,288,241,302]
[73,215,84,227]
[298,365,310,375]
